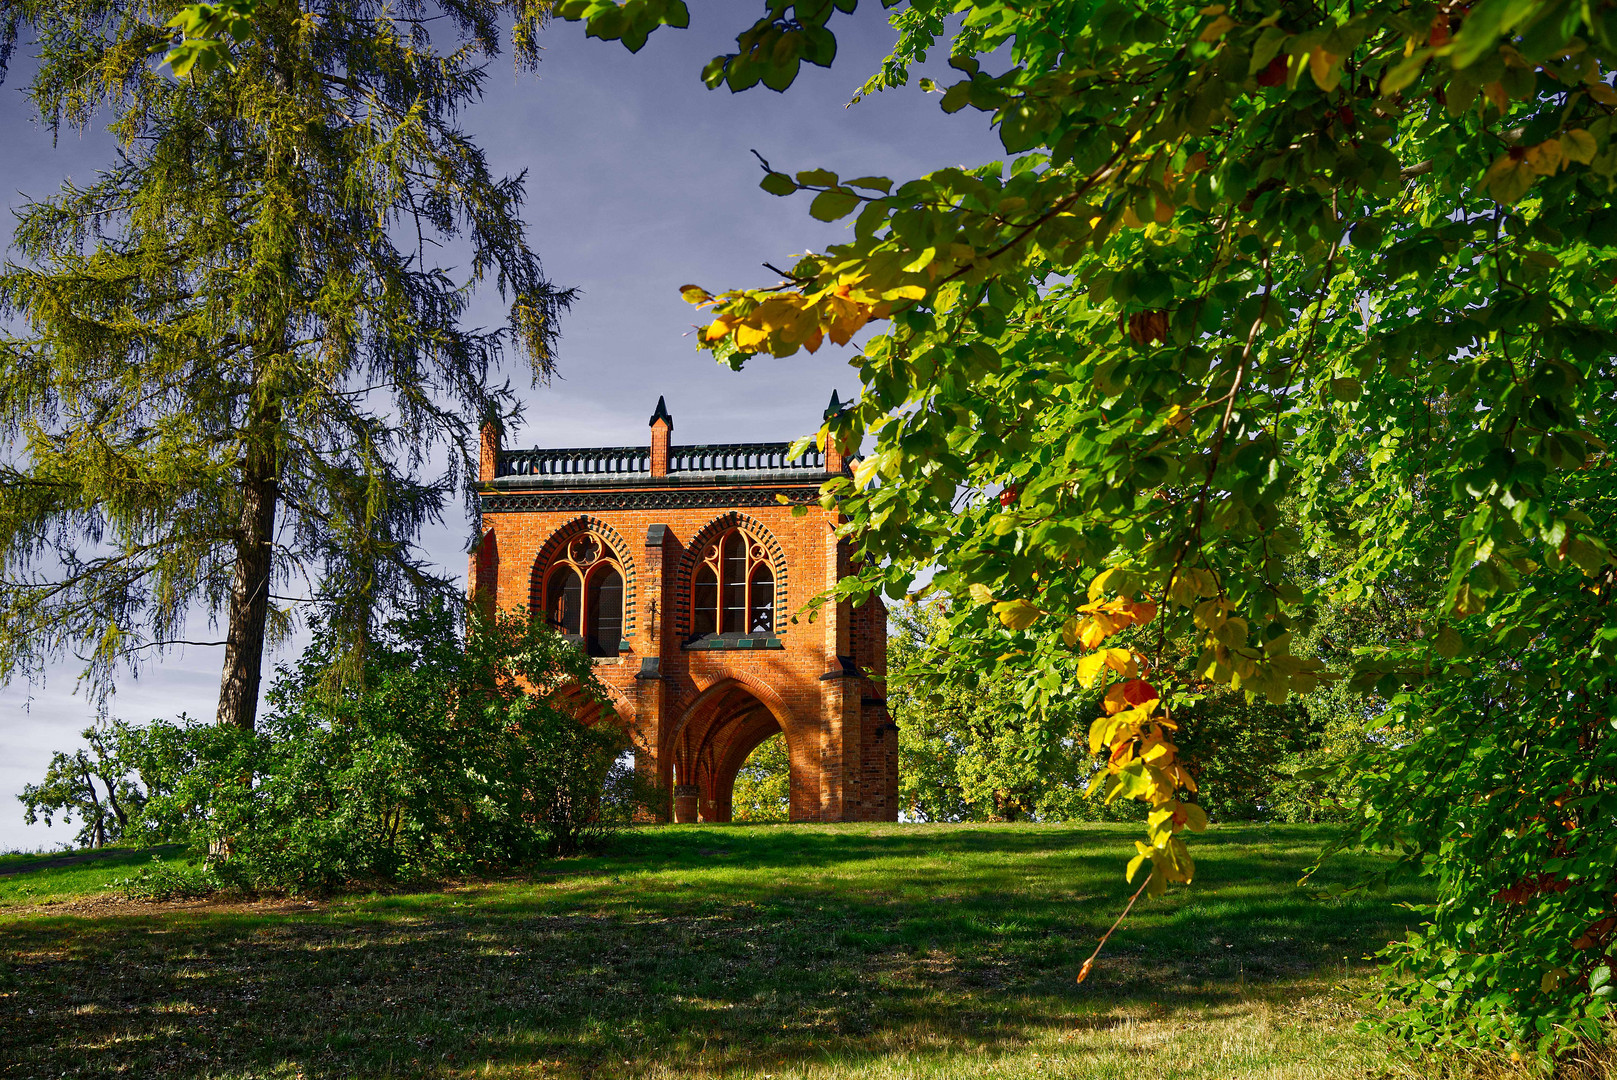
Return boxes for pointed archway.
[667,678,810,822]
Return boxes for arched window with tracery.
[542,532,625,657]
[691,528,777,638]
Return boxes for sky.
[0,4,1004,850]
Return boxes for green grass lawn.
[0,823,1442,1079]
[0,845,193,906]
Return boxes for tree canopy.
[562,0,1617,1057]
[0,0,569,727]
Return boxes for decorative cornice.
[480,487,820,514]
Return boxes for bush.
[515,703,647,855]
[38,603,656,894]
[106,856,222,901]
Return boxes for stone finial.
[649,396,673,478]
[823,390,849,476]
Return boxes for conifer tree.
[0,0,568,729]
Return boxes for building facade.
[467,396,897,823]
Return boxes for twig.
[1077,874,1152,983]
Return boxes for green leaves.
[573,0,1617,1051]
[760,171,797,196]
[556,0,690,53]
[810,188,861,221]
[158,0,259,78]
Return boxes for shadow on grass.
[0,823,1426,1079]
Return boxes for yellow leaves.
[1309,49,1342,92]
[1166,567,1219,606]
[1102,678,1162,717]
[1562,128,1598,164]
[1128,836,1195,897]
[734,323,770,350]
[1484,138,1573,204]
[1067,595,1157,649]
[1588,80,1617,105]
[1525,138,1563,175]
[1089,698,1156,754]
[968,583,995,606]
[685,273,909,358]
[1085,567,1127,601]
[993,598,1043,631]
[1198,14,1235,42]
[1126,841,1152,882]
[1077,647,1138,687]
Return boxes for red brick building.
[467,395,896,823]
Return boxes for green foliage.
[566,0,1617,1059]
[730,733,790,821]
[892,594,1372,824]
[18,723,148,849]
[107,854,224,900]
[41,604,644,892]
[160,0,259,77]
[891,598,1095,822]
[0,1,572,726]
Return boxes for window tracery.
[691,528,776,638]
[542,532,624,657]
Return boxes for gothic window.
[587,564,623,658]
[691,527,777,638]
[543,533,624,657]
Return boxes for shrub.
[106,856,222,901]
[36,603,655,893]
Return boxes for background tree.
[18,723,146,848]
[562,0,1617,1059]
[0,0,570,729]
[730,733,791,822]
[892,592,1375,823]
[890,597,1092,822]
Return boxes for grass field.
[0,822,1457,1079]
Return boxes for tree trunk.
[216,409,279,731]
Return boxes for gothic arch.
[673,512,790,638]
[554,681,641,747]
[530,516,638,640]
[668,670,797,748]
[667,673,806,822]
